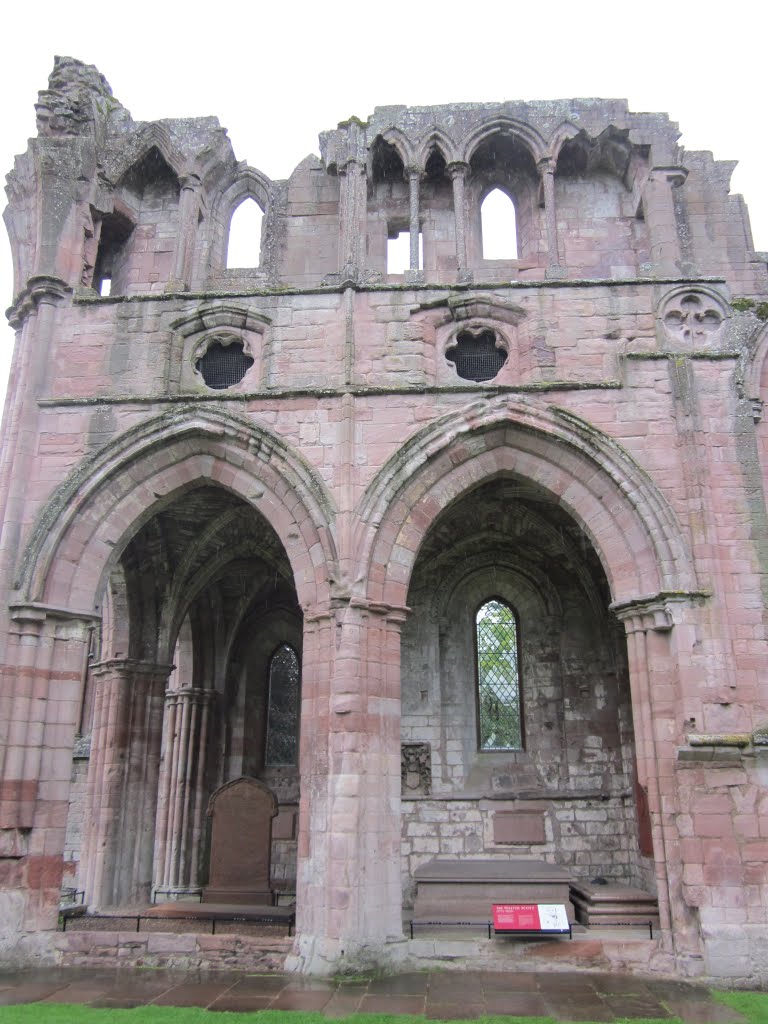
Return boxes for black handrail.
[61,911,294,937]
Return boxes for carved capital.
[165,685,215,706]
[611,591,707,634]
[91,658,174,681]
[6,276,72,329]
[179,173,202,193]
[9,601,99,638]
[446,161,470,181]
[647,165,688,189]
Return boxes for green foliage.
[6,993,768,1024]
[714,988,768,1022]
[732,297,768,320]
[477,599,522,750]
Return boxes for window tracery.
[265,643,300,767]
[476,598,523,751]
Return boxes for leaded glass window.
[265,643,300,766]
[196,338,253,389]
[476,599,523,750]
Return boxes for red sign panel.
[493,903,569,932]
[493,903,540,930]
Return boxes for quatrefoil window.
[662,292,724,346]
[446,329,508,382]
[195,334,254,389]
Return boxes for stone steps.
[569,882,659,928]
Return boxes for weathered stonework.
[1,57,768,982]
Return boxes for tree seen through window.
[265,643,300,766]
[476,598,522,750]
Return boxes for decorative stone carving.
[660,289,727,348]
[445,327,509,382]
[401,743,431,795]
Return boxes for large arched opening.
[80,487,308,908]
[17,411,336,921]
[358,398,698,951]
[400,475,651,905]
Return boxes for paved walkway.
[0,966,748,1021]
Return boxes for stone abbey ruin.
[1,57,768,982]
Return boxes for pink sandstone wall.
[0,57,767,981]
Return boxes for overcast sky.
[1,1,766,411]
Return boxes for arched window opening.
[387,229,423,274]
[371,136,405,186]
[481,188,518,260]
[227,197,263,269]
[476,598,522,750]
[93,210,134,296]
[265,643,300,767]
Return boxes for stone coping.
[413,858,573,883]
[570,882,658,904]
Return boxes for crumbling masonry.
[1,57,768,981]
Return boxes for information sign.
[492,903,570,934]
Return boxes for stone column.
[614,597,700,962]
[82,659,171,906]
[407,168,422,278]
[154,686,213,895]
[335,119,367,285]
[539,157,563,276]
[168,173,201,291]
[0,605,95,941]
[447,162,470,281]
[289,600,408,974]
[642,167,687,276]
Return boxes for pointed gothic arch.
[16,407,338,615]
[357,397,697,609]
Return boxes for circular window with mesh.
[195,337,254,389]
[446,329,508,382]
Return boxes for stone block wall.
[401,795,653,908]
[2,58,768,982]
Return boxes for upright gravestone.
[202,777,277,905]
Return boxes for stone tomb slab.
[202,777,277,905]
[413,858,575,923]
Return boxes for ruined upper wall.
[322,98,683,168]
[4,57,767,316]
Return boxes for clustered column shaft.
[82,660,170,906]
[154,687,213,894]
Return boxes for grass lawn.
[1,993,767,1024]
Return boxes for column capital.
[305,595,411,625]
[356,598,412,624]
[337,156,367,176]
[9,601,99,638]
[164,685,215,705]
[537,155,555,175]
[446,160,470,180]
[179,172,202,193]
[91,658,174,680]
[611,590,708,634]
[7,276,72,329]
[647,165,688,188]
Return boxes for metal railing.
[60,911,294,937]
